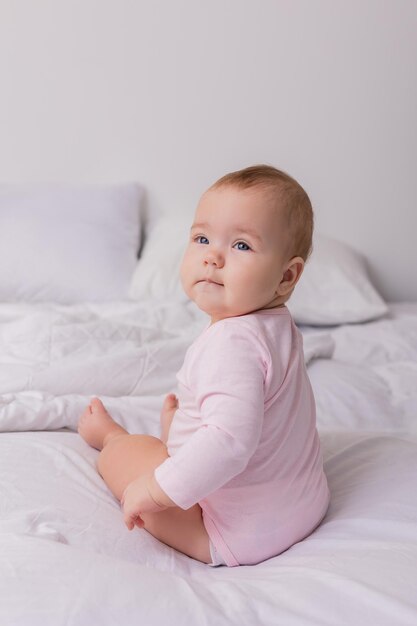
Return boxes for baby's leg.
[159,393,178,444]
[78,398,211,564]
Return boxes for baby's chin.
[187,284,261,320]
[194,301,251,322]
[188,296,228,320]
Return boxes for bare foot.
[160,393,178,444]
[78,398,128,451]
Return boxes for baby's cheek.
[179,256,194,290]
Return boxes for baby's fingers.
[134,517,145,529]
[124,511,144,531]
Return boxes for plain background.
[0,0,415,302]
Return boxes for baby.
[78,164,330,567]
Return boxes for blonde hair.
[211,164,314,262]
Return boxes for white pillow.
[129,214,190,302]
[287,234,388,325]
[0,183,143,303]
[130,218,388,326]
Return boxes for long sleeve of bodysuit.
[154,321,268,510]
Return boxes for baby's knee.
[97,434,168,501]
[98,434,167,478]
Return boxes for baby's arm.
[154,415,263,510]
[154,323,266,510]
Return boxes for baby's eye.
[195,235,209,245]
[233,241,251,251]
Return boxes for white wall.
[0,0,416,301]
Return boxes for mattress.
[0,301,416,625]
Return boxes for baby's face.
[180,185,291,323]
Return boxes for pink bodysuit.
[154,306,330,566]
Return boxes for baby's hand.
[121,474,168,531]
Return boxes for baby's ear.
[276,257,304,297]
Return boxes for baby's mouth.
[197,278,223,286]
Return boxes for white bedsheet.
[307,302,417,434]
[1,430,416,626]
[0,301,416,625]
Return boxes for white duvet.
[1,301,417,625]
[0,300,334,433]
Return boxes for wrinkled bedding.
[0,300,334,433]
[0,301,416,625]
[308,302,417,435]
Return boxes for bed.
[0,183,416,625]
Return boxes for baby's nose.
[204,249,224,267]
